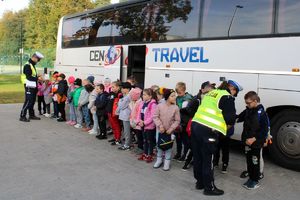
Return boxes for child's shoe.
[70,121,77,126]
[66,120,72,125]
[82,127,91,132]
[153,157,163,168]
[163,159,171,171]
[138,153,147,161]
[145,155,153,163]
[74,124,83,129]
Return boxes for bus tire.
[269,110,300,171]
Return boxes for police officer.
[19,52,44,122]
[191,80,242,196]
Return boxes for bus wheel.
[270,110,300,171]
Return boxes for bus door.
[127,45,146,88]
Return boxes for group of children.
[36,73,270,190]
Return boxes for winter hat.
[130,88,142,101]
[74,78,82,87]
[87,76,95,84]
[104,77,111,84]
[68,76,75,84]
[163,88,175,100]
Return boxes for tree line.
[0,0,111,66]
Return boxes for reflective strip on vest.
[192,89,230,135]
[21,63,36,84]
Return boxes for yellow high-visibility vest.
[192,89,230,135]
[20,62,37,84]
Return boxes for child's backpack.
[257,108,272,146]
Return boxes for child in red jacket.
[107,81,122,145]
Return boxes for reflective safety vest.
[192,89,230,135]
[20,62,37,84]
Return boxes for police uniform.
[191,88,236,196]
[19,52,44,122]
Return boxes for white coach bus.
[55,0,300,171]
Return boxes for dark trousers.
[246,147,261,182]
[134,129,143,150]
[214,134,230,166]
[57,102,66,120]
[20,87,37,118]
[191,122,219,190]
[97,115,107,136]
[175,127,189,157]
[143,129,156,155]
[53,101,59,117]
[184,137,193,166]
[37,95,46,113]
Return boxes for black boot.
[29,116,41,120]
[96,134,107,140]
[19,116,30,122]
[195,181,204,190]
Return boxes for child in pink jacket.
[129,88,143,154]
[137,88,157,163]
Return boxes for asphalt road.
[0,104,299,200]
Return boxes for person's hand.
[166,129,172,134]
[159,126,165,133]
[139,121,144,127]
[246,137,256,146]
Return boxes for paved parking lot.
[0,104,299,200]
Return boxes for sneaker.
[66,120,72,125]
[195,181,204,190]
[57,118,66,122]
[70,121,77,126]
[204,187,224,196]
[82,127,91,132]
[88,130,98,135]
[259,173,264,180]
[145,155,153,163]
[108,138,116,143]
[221,163,228,174]
[173,154,181,160]
[29,116,41,120]
[44,113,51,118]
[240,171,249,178]
[243,179,260,190]
[178,155,186,162]
[74,124,83,129]
[243,179,251,188]
[118,145,131,151]
[182,164,189,171]
[96,134,107,140]
[138,153,147,161]
[111,140,121,146]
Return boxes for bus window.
[62,17,88,48]
[150,0,200,41]
[202,0,273,38]
[278,0,300,34]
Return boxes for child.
[137,88,157,163]
[37,75,46,115]
[88,82,99,135]
[51,72,59,119]
[239,91,269,190]
[152,85,165,104]
[129,87,143,154]
[56,73,69,122]
[106,81,122,145]
[66,76,77,125]
[174,82,193,161]
[72,79,84,128]
[117,82,132,150]
[77,80,94,131]
[104,77,112,93]
[153,89,180,170]
[95,84,109,139]
[42,74,52,117]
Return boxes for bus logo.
[104,46,122,66]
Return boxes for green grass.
[0,74,24,104]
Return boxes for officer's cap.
[33,52,44,59]
[228,80,243,93]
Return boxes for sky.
[0,0,30,18]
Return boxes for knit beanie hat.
[87,76,95,84]
[130,88,142,101]
[68,76,75,84]
[163,88,175,100]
